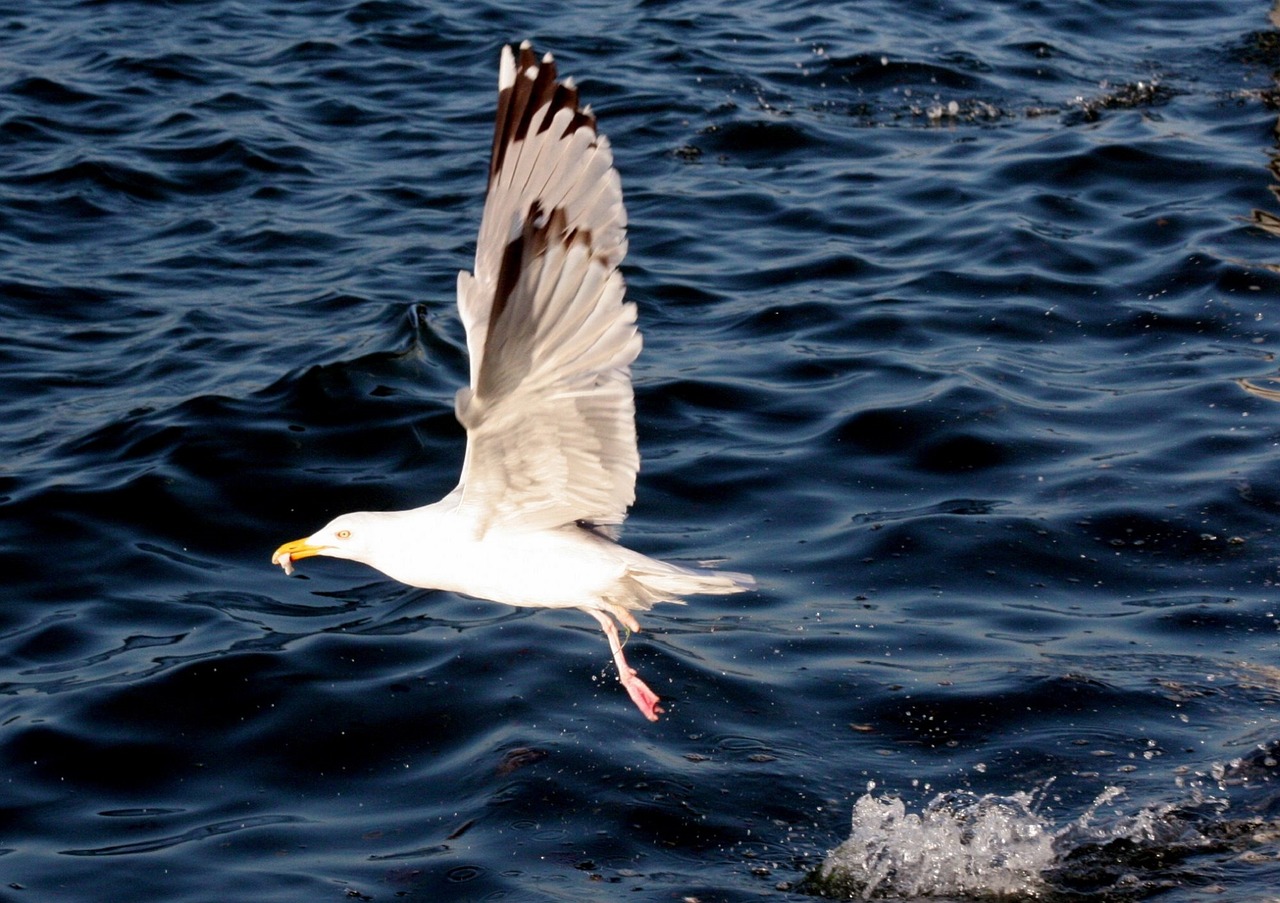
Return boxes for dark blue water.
[5,1,1280,900]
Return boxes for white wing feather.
[453,43,640,535]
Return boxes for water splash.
[810,785,1064,900]
[807,760,1280,901]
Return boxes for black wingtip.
[489,43,598,183]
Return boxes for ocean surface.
[5,1,1280,900]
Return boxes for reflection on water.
[1251,3,1280,246]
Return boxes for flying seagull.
[272,42,752,721]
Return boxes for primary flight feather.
[272,42,752,721]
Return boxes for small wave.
[819,54,987,93]
[61,813,307,856]
[697,119,821,160]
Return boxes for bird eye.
[337,529,351,539]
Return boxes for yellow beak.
[272,537,324,576]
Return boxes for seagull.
[272,42,752,722]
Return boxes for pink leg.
[584,609,663,721]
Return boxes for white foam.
[810,777,1261,900]
[814,787,1059,899]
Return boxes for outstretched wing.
[452,42,640,535]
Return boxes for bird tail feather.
[625,557,754,607]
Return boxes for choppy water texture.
[5,1,1280,900]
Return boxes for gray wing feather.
[453,43,639,535]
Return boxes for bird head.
[271,512,381,575]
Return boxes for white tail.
[626,556,755,606]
